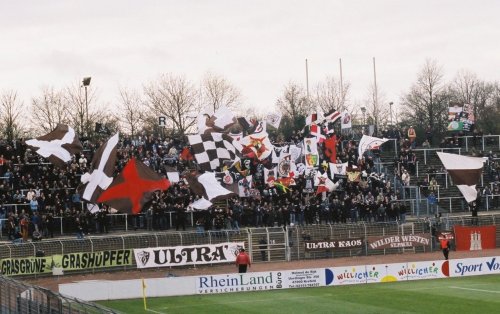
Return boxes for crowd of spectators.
[1,124,499,243]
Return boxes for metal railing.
[443,134,500,152]
[0,211,199,239]
[0,275,117,313]
[1,215,499,280]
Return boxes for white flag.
[358,135,389,160]
[266,112,282,129]
[341,111,352,129]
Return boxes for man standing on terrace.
[408,126,417,149]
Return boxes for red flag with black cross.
[97,158,170,214]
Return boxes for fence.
[0,211,197,239]
[2,214,499,279]
[0,275,117,314]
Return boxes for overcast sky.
[1,0,499,115]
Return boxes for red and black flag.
[323,109,341,123]
[324,135,337,163]
[25,124,82,167]
[97,158,170,214]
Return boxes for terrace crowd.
[0,124,498,242]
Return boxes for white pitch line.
[449,286,500,294]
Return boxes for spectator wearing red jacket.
[235,248,251,273]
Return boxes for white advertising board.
[450,256,500,277]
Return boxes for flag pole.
[142,278,148,310]
[339,58,344,111]
[305,58,310,101]
[373,57,378,134]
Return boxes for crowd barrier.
[0,275,117,313]
[0,211,195,239]
[1,214,499,278]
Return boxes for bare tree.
[276,82,308,139]
[469,81,500,134]
[448,70,497,132]
[313,76,350,113]
[143,74,200,137]
[30,87,70,133]
[363,83,389,132]
[118,87,145,138]
[0,90,26,141]
[93,106,121,135]
[400,59,449,133]
[202,72,242,112]
[63,81,97,138]
[276,82,308,121]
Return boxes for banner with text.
[304,238,363,252]
[368,234,431,250]
[134,242,244,269]
[0,249,132,276]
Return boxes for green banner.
[0,249,133,276]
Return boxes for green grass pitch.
[99,275,500,314]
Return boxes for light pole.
[389,102,393,126]
[82,77,91,136]
[360,107,366,135]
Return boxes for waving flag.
[264,167,277,187]
[310,124,326,143]
[238,175,253,197]
[304,137,319,168]
[324,135,337,163]
[187,133,241,171]
[329,162,348,178]
[323,109,341,123]
[274,181,290,193]
[78,133,119,203]
[305,113,322,126]
[266,112,282,129]
[237,117,260,134]
[314,172,336,194]
[437,152,486,203]
[25,124,82,167]
[272,146,288,164]
[278,153,292,177]
[179,147,194,161]
[358,135,389,160]
[238,131,273,160]
[97,158,170,214]
[341,111,352,129]
[197,106,236,134]
[185,171,236,202]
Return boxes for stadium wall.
[59,255,500,301]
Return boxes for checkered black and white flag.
[187,133,241,171]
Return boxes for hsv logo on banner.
[453,225,496,251]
